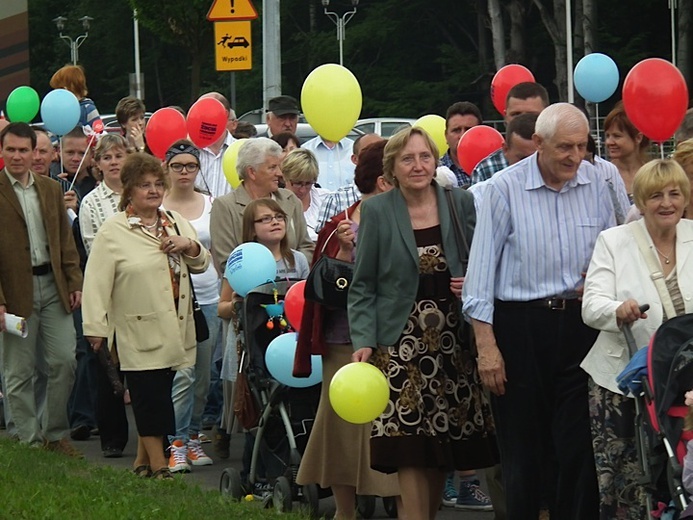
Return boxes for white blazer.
[581,218,693,394]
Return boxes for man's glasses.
[254,214,287,224]
[169,163,199,173]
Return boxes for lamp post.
[321,0,359,66]
[52,16,93,65]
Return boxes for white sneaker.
[187,436,213,466]
[168,440,191,473]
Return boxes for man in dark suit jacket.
[0,122,83,457]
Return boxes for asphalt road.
[3,407,496,520]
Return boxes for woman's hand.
[616,299,647,326]
[161,236,199,256]
[450,276,464,299]
[352,347,373,363]
[336,220,356,253]
[128,124,145,151]
[86,336,105,352]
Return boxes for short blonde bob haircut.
[632,159,691,212]
[382,127,439,186]
[673,138,693,175]
[281,149,319,184]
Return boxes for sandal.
[151,467,174,480]
[133,464,152,478]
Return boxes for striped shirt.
[315,184,360,233]
[78,181,121,254]
[462,153,616,324]
[196,131,236,198]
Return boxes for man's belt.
[32,264,52,276]
[495,298,580,311]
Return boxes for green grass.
[0,439,309,520]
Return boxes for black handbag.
[305,224,354,309]
[168,213,210,342]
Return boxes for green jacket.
[348,183,475,350]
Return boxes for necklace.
[142,217,160,229]
[655,245,673,264]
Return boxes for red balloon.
[284,280,306,330]
[186,97,227,148]
[457,125,505,174]
[490,65,535,115]
[145,108,187,159]
[622,58,689,143]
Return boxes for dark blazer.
[348,183,475,350]
[0,170,82,317]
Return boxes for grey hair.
[535,103,588,140]
[237,137,283,180]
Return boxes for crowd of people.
[2,62,693,517]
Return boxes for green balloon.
[6,86,40,123]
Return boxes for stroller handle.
[622,304,650,358]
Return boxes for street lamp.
[321,0,359,66]
[52,15,93,65]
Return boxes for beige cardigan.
[82,211,210,371]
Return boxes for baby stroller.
[219,280,323,516]
[621,311,693,516]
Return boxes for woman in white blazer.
[83,153,210,480]
[582,159,693,518]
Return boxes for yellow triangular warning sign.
[207,0,258,21]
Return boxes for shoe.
[187,436,213,466]
[90,427,100,436]
[212,424,230,459]
[442,473,457,507]
[198,433,211,444]
[133,464,152,478]
[102,446,123,458]
[455,479,493,511]
[168,440,191,473]
[44,438,84,459]
[70,424,91,441]
[152,467,175,480]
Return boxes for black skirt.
[124,368,175,437]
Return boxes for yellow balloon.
[222,138,247,189]
[301,64,362,142]
[329,362,389,424]
[413,114,447,158]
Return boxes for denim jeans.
[170,304,221,442]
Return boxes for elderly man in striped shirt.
[463,103,615,520]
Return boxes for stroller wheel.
[299,483,320,518]
[356,495,376,519]
[273,476,293,513]
[219,467,243,501]
[383,496,398,518]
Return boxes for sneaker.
[198,433,211,444]
[168,440,191,473]
[212,424,230,459]
[187,436,213,466]
[44,438,84,458]
[70,424,91,441]
[442,473,457,507]
[455,479,493,511]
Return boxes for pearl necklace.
[655,245,673,264]
[142,217,160,230]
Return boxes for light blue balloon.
[40,89,81,136]
[265,332,322,388]
[574,53,620,103]
[224,242,277,297]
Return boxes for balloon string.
[68,133,96,192]
[595,104,602,158]
[660,143,665,160]
[59,136,64,176]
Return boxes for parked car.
[252,122,364,144]
[354,118,416,137]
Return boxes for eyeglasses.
[136,181,166,191]
[169,162,199,173]
[290,181,315,189]
[254,214,287,224]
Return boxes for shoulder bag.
[304,210,354,309]
[168,213,210,342]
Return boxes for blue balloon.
[265,332,322,388]
[40,89,81,136]
[224,242,277,297]
[574,53,620,103]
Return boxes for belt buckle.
[547,298,566,311]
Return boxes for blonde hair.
[281,149,318,184]
[94,134,128,162]
[673,138,693,175]
[383,127,439,186]
[632,159,691,212]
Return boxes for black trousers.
[491,303,599,520]
[96,343,129,452]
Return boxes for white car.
[354,118,416,137]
